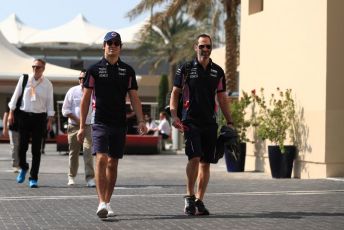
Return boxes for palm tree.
[158,74,169,112]
[223,0,240,93]
[132,11,204,90]
[127,0,241,93]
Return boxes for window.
[249,0,263,15]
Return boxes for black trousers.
[18,112,47,180]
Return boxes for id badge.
[31,93,36,101]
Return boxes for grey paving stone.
[0,143,343,229]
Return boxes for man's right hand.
[2,128,9,137]
[77,128,85,143]
[172,116,187,132]
[8,111,14,126]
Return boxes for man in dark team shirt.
[169,34,234,216]
[77,31,147,219]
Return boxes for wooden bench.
[56,134,162,154]
[125,135,162,154]
[56,134,69,152]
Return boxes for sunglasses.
[32,65,44,69]
[106,40,121,47]
[198,44,212,49]
[78,77,84,80]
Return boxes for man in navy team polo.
[77,31,147,219]
[169,34,234,216]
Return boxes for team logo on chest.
[118,67,126,76]
[210,68,218,78]
[99,67,108,78]
[189,67,198,79]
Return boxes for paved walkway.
[0,143,343,229]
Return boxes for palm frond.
[126,0,166,20]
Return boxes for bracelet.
[227,121,234,125]
[138,120,145,123]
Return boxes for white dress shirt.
[62,85,92,125]
[146,120,158,135]
[8,74,55,117]
[158,118,171,136]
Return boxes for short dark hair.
[80,69,86,73]
[196,34,212,45]
[160,111,168,117]
[34,58,46,66]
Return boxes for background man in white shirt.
[155,112,171,150]
[8,59,54,188]
[62,70,95,187]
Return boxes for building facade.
[240,0,344,178]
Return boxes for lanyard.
[30,77,43,97]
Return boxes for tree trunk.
[168,63,177,91]
[224,0,240,93]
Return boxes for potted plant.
[222,91,253,172]
[252,88,297,178]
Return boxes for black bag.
[165,62,191,119]
[9,74,28,131]
[211,126,239,164]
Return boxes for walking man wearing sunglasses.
[62,69,95,187]
[8,59,54,188]
[77,31,147,218]
[169,34,233,216]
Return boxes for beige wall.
[240,0,344,178]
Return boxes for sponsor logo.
[118,67,126,76]
[189,68,198,78]
[98,67,108,78]
[210,69,218,78]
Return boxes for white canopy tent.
[0,31,159,97]
[0,13,146,48]
[0,14,159,99]
[0,31,80,94]
[23,14,107,48]
[0,13,40,45]
[94,20,146,48]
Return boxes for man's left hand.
[137,122,148,135]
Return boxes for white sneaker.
[96,202,108,218]
[67,177,75,186]
[86,178,96,187]
[107,203,115,217]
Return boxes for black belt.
[69,123,91,126]
[23,111,47,117]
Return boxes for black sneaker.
[195,199,210,215]
[184,195,196,215]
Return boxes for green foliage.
[218,91,252,143]
[134,11,201,72]
[230,91,253,143]
[158,74,169,112]
[252,88,296,153]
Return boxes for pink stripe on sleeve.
[89,75,95,88]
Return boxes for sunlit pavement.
[0,143,343,230]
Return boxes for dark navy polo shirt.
[84,57,138,126]
[173,58,226,125]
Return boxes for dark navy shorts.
[183,122,218,163]
[92,123,127,159]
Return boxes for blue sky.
[0,0,148,29]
